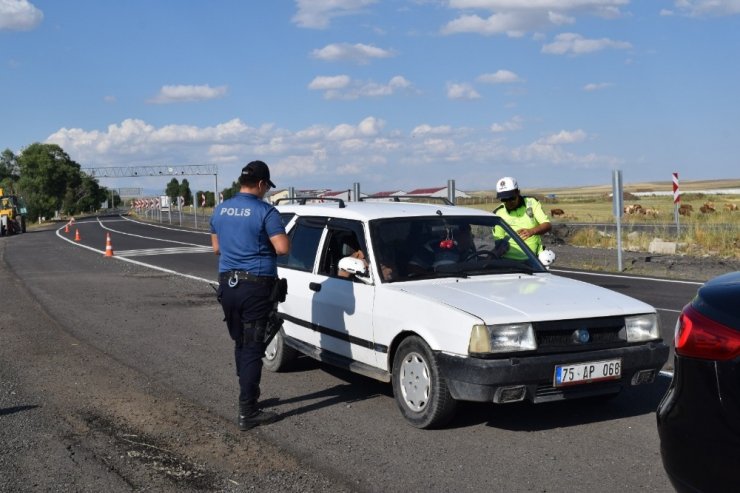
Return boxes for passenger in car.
[338,240,367,279]
[338,236,395,281]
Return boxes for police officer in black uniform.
[210,160,290,430]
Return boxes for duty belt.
[219,270,276,287]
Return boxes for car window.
[318,219,367,280]
[279,212,295,228]
[277,216,325,272]
[370,215,545,281]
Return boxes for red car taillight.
[675,304,740,361]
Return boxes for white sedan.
[265,199,669,428]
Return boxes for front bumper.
[437,342,669,403]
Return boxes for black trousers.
[218,279,273,404]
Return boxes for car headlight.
[469,323,537,356]
[624,314,660,342]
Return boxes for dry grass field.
[461,179,740,259]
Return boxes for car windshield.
[369,215,546,282]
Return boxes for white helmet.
[538,248,556,268]
[496,177,519,199]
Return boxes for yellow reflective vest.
[493,196,550,260]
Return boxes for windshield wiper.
[467,259,538,275]
[405,270,469,281]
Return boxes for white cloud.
[311,43,395,64]
[671,0,740,16]
[411,124,453,137]
[477,69,523,84]
[148,84,228,104]
[103,95,117,103]
[583,82,613,91]
[45,116,619,192]
[447,82,481,100]
[490,116,523,133]
[308,75,351,90]
[542,33,632,55]
[292,0,377,29]
[542,129,587,145]
[442,12,542,37]
[310,75,413,100]
[358,116,384,136]
[0,0,43,31]
[442,0,627,36]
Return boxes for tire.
[19,217,26,233]
[391,336,457,429]
[262,328,297,372]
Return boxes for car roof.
[276,201,493,222]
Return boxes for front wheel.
[392,336,457,429]
[262,328,297,372]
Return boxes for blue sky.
[2,0,739,195]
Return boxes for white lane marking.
[551,268,703,286]
[55,225,216,285]
[116,246,213,257]
[96,217,207,248]
[119,215,210,235]
[656,308,682,313]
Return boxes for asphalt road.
[1,215,704,492]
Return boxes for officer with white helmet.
[492,177,553,262]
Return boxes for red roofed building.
[369,190,407,198]
[407,186,470,199]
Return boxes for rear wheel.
[392,336,457,429]
[262,328,297,372]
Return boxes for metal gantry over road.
[82,164,220,201]
[82,164,218,178]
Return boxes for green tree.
[15,142,107,220]
[222,180,240,201]
[179,178,192,206]
[165,178,180,199]
[1,149,19,185]
[17,143,81,219]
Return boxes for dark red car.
[657,271,740,492]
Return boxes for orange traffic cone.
[64,223,69,233]
[74,229,81,242]
[104,233,114,257]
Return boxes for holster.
[243,314,284,345]
[270,278,288,303]
[243,278,287,345]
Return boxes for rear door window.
[277,216,326,272]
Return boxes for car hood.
[394,273,654,324]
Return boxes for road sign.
[673,172,680,204]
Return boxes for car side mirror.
[338,256,372,284]
[538,249,556,269]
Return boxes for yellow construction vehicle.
[0,188,27,236]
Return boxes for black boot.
[238,401,279,431]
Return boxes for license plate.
[554,359,622,387]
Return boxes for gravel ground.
[0,233,352,493]
[545,242,740,283]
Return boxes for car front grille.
[533,316,626,354]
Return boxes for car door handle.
[309,282,322,292]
